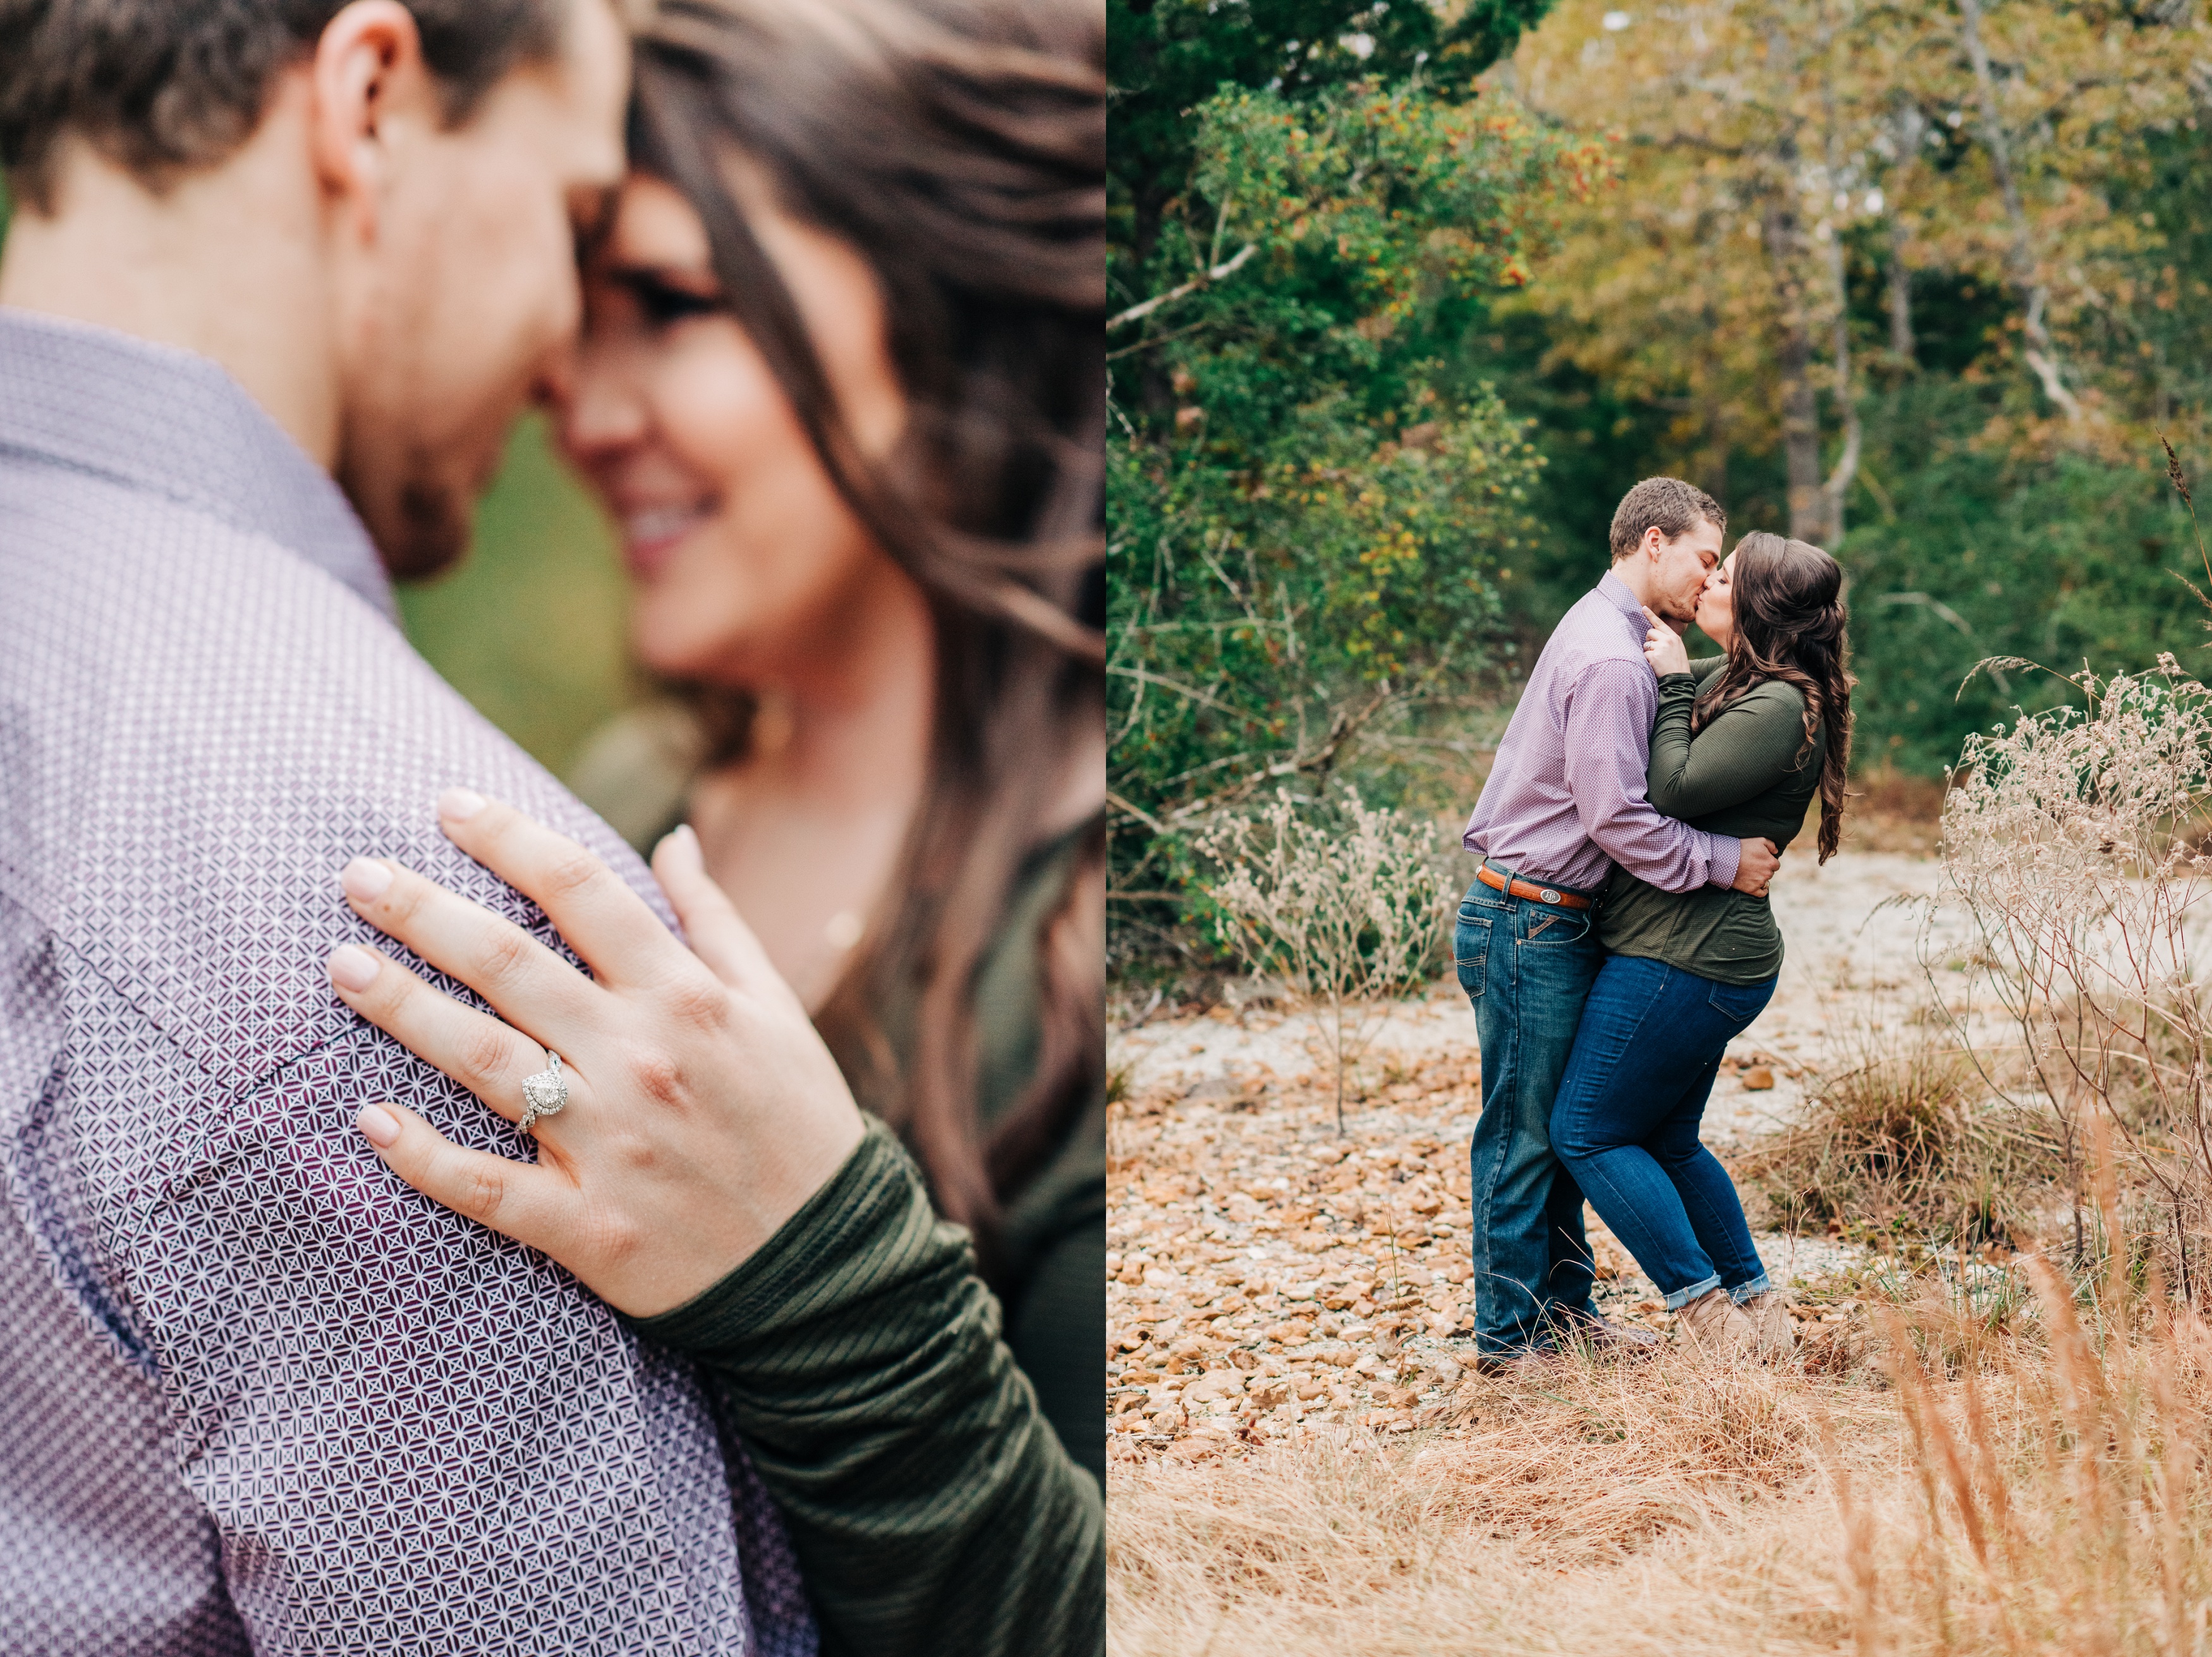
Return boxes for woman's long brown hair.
[1691,531,1856,862]
[628,0,1105,1272]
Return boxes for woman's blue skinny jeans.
[1548,953,1777,1311]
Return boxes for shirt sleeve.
[631,1118,1106,1657]
[107,1023,760,1654]
[1646,677,1818,820]
[1560,657,1741,894]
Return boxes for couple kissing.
[1458,476,1854,1374]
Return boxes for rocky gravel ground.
[1107,847,1946,1465]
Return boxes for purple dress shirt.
[1462,570,1741,894]
[0,308,813,1655]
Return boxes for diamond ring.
[520,1050,569,1134]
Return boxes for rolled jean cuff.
[1663,1272,1722,1312]
[1729,1273,1773,1303]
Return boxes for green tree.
[1109,0,1553,343]
[1108,76,1584,948]
[1506,0,2198,531]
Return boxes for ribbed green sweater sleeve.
[626,1117,1106,1657]
[1646,671,1813,820]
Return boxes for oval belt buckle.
[1539,888,1562,906]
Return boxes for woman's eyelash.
[623,276,724,326]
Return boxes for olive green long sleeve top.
[1596,659,1827,983]
[628,1119,1105,1657]
[571,707,1105,1481]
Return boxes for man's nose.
[532,337,580,412]
[557,339,652,461]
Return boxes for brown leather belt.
[1475,864,1595,911]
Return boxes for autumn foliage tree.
[1506,0,2202,542]
[1490,0,2212,773]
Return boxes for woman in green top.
[1547,532,1854,1363]
[319,2,1105,1653]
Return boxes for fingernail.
[340,858,392,902]
[356,1104,401,1147]
[328,944,380,992]
[439,787,486,822]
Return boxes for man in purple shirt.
[1456,478,1781,1369]
[0,2,812,1650]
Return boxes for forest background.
[1107,0,2212,977]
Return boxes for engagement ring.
[520,1050,568,1134]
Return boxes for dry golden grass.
[1110,1341,1890,1655]
[1110,1262,2212,1656]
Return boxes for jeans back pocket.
[1706,976,1778,1029]
[1453,911,1492,1000]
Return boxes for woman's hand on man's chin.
[1641,605,1692,677]
[325,792,866,1319]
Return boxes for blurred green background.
[397,418,640,776]
[8,165,635,774]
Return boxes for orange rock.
[1742,1065,1776,1091]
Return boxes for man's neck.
[0,112,341,469]
[1606,558,1655,609]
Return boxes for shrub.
[1739,1035,2062,1245]
[1194,786,1452,1128]
[1922,647,2212,1290]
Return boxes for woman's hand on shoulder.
[1641,606,1692,677]
[324,791,865,1318]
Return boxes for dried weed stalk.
[1928,654,2212,1290]
[1196,785,1452,1129]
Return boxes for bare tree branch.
[1108,244,1258,332]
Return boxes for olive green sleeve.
[627,1118,1105,1657]
[1646,676,1816,821]
[994,1084,1106,1484]
[1004,1208,1105,1483]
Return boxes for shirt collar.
[0,307,395,621]
[1596,568,1648,635]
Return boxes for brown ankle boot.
[1738,1291,1797,1361]
[1676,1287,1757,1359]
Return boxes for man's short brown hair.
[1609,476,1725,561]
[0,0,569,213]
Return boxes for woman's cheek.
[659,342,783,482]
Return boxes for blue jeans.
[1457,871,1605,1356]
[1549,954,1776,1309]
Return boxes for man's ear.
[308,0,435,238]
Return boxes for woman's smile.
[616,499,715,581]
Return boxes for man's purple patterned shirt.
[0,308,813,1655]
[1461,570,1741,894]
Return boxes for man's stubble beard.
[336,441,477,584]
